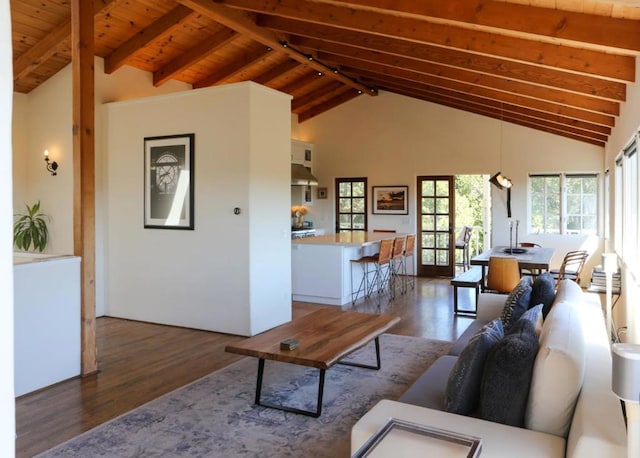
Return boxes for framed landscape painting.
[373,186,408,215]
[144,133,195,230]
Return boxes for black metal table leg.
[254,358,326,418]
[337,337,381,370]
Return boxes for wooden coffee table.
[225,308,400,417]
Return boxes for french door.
[417,176,455,277]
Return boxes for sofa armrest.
[476,293,506,320]
[352,400,565,458]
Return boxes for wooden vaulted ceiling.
[11,0,640,147]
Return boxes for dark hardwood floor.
[15,276,476,457]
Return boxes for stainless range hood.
[291,163,319,186]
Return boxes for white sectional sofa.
[351,280,627,457]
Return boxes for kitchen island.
[292,232,400,306]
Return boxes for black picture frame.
[372,185,408,215]
[144,133,194,229]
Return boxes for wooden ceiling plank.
[312,0,640,53]
[346,64,615,127]
[361,72,611,135]
[290,34,626,102]
[253,59,301,85]
[175,0,376,95]
[13,17,71,80]
[153,28,239,86]
[193,46,273,88]
[315,49,620,115]
[223,0,635,82]
[104,5,195,74]
[297,88,362,122]
[325,52,619,116]
[292,80,345,111]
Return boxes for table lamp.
[612,343,640,457]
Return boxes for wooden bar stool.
[390,236,406,295]
[402,234,416,291]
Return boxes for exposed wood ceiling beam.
[292,80,345,111]
[253,59,301,85]
[193,46,273,88]
[104,5,195,74]
[361,73,612,136]
[277,70,327,95]
[175,0,377,95]
[345,64,615,127]
[311,0,640,53]
[315,49,619,115]
[290,34,626,102]
[298,88,361,122]
[153,28,239,87]
[221,0,635,82]
[370,79,608,143]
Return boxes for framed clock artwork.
[144,133,195,229]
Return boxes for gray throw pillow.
[445,319,504,415]
[530,272,556,318]
[479,318,539,427]
[519,303,543,337]
[501,276,533,329]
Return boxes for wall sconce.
[44,150,58,176]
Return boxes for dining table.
[471,246,555,292]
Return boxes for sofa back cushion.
[444,319,504,415]
[525,300,585,437]
[478,318,539,427]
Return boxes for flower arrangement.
[291,205,308,217]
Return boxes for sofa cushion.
[529,272,556,318]
[519,303,543,337]
[397,355,458,410]
[525,300,585,438]
[448,318,491,356]
[479,318,539,427]
[500,276,533,328]
[444,319,504,415]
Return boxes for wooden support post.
[71,0,98,376]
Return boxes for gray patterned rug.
[38,334,451,458]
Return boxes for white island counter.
[292,232,400,306]
[14,253,81,396]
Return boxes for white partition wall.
[105,82,292,336]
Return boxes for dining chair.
[486,256,521,293]
[550,250,589,284]
[455,226,473,271]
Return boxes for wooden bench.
[450,267,483,316]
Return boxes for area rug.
[38,334,451,458]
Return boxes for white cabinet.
[292,140,315,205]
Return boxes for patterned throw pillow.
[529,272,557,318]
[445,319,504,415]
[519,303,544,337]
[479,318,540,427]
[501,276,533,329]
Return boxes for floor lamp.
[612,343,640,457]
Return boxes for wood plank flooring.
[15,276,477,457]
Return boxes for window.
[619,138,638,271]
[529,174,560,234]
[529,173,598,235]
[335,177,367,232]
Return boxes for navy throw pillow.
[445,319,504,415]
[530,272,557,318]
[479,318,539,427]
[501,276,533,329]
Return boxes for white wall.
[1,0,16,454]
[295,90,604,270]
[105,82,291,335]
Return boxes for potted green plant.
[13,201,50,252]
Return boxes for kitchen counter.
[292,231,401,306]
[292,231,399,247]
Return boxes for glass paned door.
[335,177,367,232]
[417,176,455,277]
